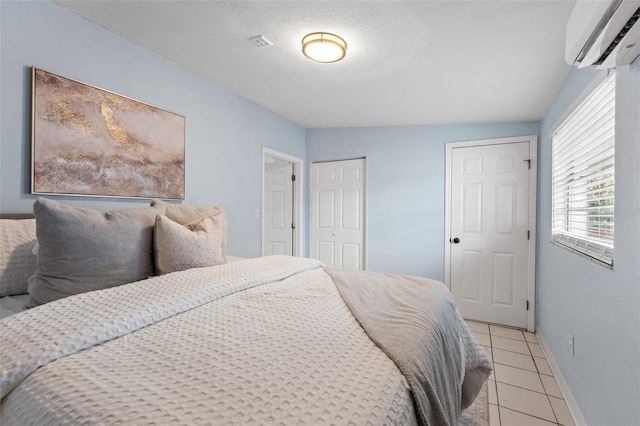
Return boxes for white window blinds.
[552,73,615,266]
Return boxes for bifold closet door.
[310,158,366,270]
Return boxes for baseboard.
[536,329,587,426]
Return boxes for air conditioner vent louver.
[596,7,640,65]
[566,0,640,69]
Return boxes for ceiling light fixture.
[301,32,347,63]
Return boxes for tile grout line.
[488,344,544,358]
[546,393,560,424]
[490,332,502,426]
[494,376,557,397]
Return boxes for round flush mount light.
[301,32,347,63]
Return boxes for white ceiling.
[55,0,576,129]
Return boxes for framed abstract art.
[31,67,185,199]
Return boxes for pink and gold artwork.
[31,68,185,199]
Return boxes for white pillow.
[150,200,227,259]
[154,215,226,275]
[0,219,37,297]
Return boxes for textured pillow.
[150,199,227,257]
[0,219,37,297]
[154,215,226,275]
[27,198,165,307]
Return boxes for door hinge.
[527,230,530,240]
[524,159,531,169]
[291,223,296,230]
[526,300,530,311]
[291,174,296,182]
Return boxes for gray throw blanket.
[328,269,492,426]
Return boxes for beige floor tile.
[490,404,501,426]
[540,374,563,398]
[492,336,530,355]
[524,331,539,343]
[497,382,556,422]
[466,320,490,334]
[534,356,553,376]
[493,348,537,372]
[474,331,492,346]
[494,363,545,393]
[528,342,545,358]
[549,396,575,426]
[488,379,498,405]
[490,325,525,341]
[499,407,557,426]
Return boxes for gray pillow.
[0,219,37,297]
[27,198,165,307]
[150,199,227,258]
[154,215,226,275]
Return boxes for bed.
[0,199,491,426]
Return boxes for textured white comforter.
[0,256,486,425]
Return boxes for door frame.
[444,135,538,332]
[261,147,303,257]
[310,157,367,270]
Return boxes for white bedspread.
[1,256,419,425]
[1,256,491,425]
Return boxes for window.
[552,72,615,266]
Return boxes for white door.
[310,159,366,270]
[263,159,293,256]
[449,141,533,329]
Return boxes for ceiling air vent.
[249,35,273,47]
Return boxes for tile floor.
[465,320,575,426]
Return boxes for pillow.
[26,198,165,307]
[0,219,37,297]
[150,199,227,257]
[154,214,226,275]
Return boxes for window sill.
[549,240,614,270]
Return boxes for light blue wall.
[0,1,306,258]
[306,122,539,278]
[537,64,640,424]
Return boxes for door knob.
[451,237,460,244]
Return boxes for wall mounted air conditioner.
[566,0,640,68]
